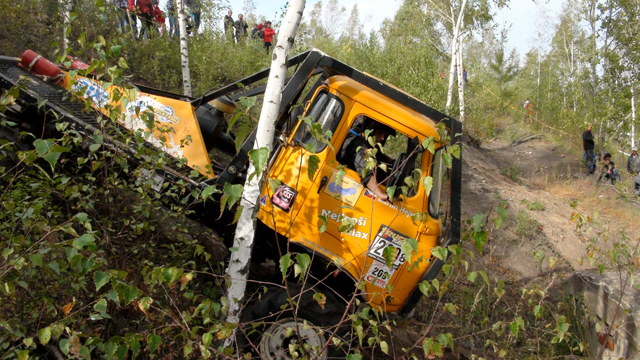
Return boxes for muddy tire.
[240,284,348,359]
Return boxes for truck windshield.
[293,91,344,153]
[428,148,445,218]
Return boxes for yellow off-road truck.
[0,49,462,358]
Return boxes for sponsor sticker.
[272,184,297,212]
[137,168,164,192]
[126,96,180,124]
[72,78,110,107]
[362,189,416,218]
[260,195,267,206]
[323,170,363,206]
[364,225,412,288]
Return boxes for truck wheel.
[241,284,347,360]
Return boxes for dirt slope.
[462,135,640,280]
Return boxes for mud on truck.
[0,49,462,358]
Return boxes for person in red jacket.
[137,0,153,39]
[263,21,276,53]
[153,3,166,35]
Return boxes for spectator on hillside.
[583,123,596,174]
[165,0,178,37]
[152,1,166,35]
[633,170,640,197]
[224,10,234,40]
[599,153,621,185]
[235,14,248,42]
[113,0,130,33]
[136,0,154,39]
[252,21,265,39]
[627,147,640,175]
[263,21,275,53]
[186,0,200,34]
[127,0,138,36]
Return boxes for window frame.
[292,89,346,154]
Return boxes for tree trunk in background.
[445,0,467,115]
[223,0,306,346]
[632,85,636,148]
[456,20,465,121]
[176,0,192,97]
[62,0,72,54]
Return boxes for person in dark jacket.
[583,123,595,174]
[234,14,248,42]
[599,153,621,184]
[224,10,234,41]
[113,0,130,33]
[633,170,640,197]
[337,117,396,202]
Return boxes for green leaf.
[533,305,542,318]
[147,334,161,354]
[38,327,51,345]
[437,333,454,350]
[267,178,282,195]
[383,246,397,268]
[308,155,320,180]
[422,176,433,195]
[401,238,418,264]
[295,253,311,279]
[17,350,28,360]
[432,246,448,261]
[203,332,212,348]
[509,321,519,337]
[49,261,60,275]
[232,205,243,224]
[441,152,453,169]
[219,183,244,215]
[201,185,219,202]
[473,214,486,232]
[471,231,488,254]
[248,147,270,182]
[478,271,489,285]
[419,281,431,296]
[94,298,108,314]
[421,136,435,154]
[380,341,389,354]
[73,233,95,250]
[29,254,43,267]
[279,253,291,278]
[138,297,153,313]
[467,272,477,282]
[336,166,346,184]
[346,354,362,360]
[385,185,396,200]
[94,271,111,291]
[449,144,461,159]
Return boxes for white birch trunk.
[456,25,465,121]
[632,85,636,148]
[223,0,306,346]
[176,0,192,97]
[62,0,72,54]
[445,0,467,113]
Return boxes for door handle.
[317,176,328,194]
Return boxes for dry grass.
[545,177,640,240]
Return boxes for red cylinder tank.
[20,50,62,79]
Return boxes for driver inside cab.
[337,116,396,202]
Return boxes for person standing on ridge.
[165,0,177,37]
[224,10,234,41]
[583,123,596,174]
[263,21,275,53]
[627,147,640,175]
[234,14,248,42]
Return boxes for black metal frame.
[196,49,463,315]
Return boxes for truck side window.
[293,91,344,153]
[428,148,445,218]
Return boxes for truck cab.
[257,75,449,312]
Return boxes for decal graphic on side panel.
[323,170,363,206]
[365,224,413,288]
[272,184,297,212]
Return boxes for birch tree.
[224,0,306,344]
[444,0,467,114]
[176,0,192,97]
[61,0,72,54]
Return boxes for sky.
[159,0,565,57]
